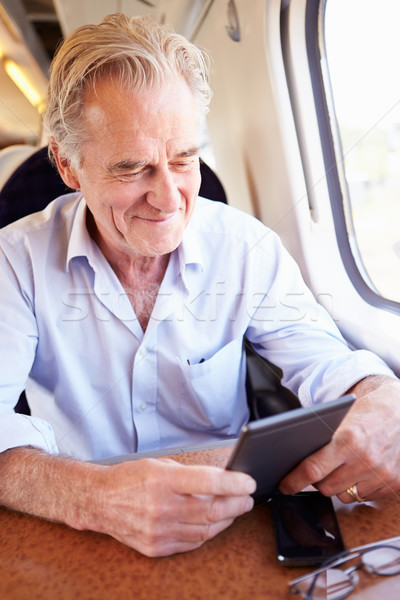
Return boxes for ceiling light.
[4,58,45,112]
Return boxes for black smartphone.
[270,491,345,567]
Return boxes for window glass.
[324,0,400,303]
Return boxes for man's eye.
[172,161,195,171]
[118,169,144,180]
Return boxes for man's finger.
[279,443,342,495]
[175,492,254,524]
[138,518,238,557]
[160,460,257,497]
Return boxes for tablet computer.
[226,394,355,503]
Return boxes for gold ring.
[346,484,365,503]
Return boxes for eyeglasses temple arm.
[288,535,400,588]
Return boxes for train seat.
[0,144,37,191]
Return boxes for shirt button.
[139,402,147,412]
[137,347,146,358]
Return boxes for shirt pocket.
[178,337,247,433]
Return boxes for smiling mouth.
[137,216,173,224]
[135,212,178,224]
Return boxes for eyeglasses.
[288,537,400,600]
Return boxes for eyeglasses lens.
[295,568,354,600]
[363,547,400,576]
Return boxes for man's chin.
[126,235,182,258]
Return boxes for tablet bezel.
[226,394,355,503]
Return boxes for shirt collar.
[176,204,204,290]
[66,195,100,271]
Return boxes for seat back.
[0,146,74,227]
[0,145,37,190]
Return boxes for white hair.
[44,13,212,168]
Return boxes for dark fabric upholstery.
[0,147,73,227]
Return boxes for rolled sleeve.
[297,348,396,406]
[0,414,59,455]
[246,230,397,405]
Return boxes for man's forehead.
[84,75,199,123]
[84,101,200,144]
[81,76,201,163]
[106,137,200,159]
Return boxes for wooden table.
[1,446,400,600]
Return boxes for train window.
[321,0,400,305]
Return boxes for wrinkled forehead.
[81,74,203,136]
[78,76,202,164]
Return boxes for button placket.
[132,333,160,451]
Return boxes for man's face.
[59,76,202,259]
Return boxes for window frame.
[279,0,400,374]
[304,0,400,315]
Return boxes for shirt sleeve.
[0,236,59,454]
[0,413,58,454]
[245,231,396,405]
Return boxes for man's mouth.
[138,215,174,223]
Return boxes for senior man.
[0,14,399,557]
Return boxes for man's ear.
[50,138,81,190]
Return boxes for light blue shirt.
[0,194,394,460]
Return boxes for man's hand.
[0,448,256,557]
[88,457,256,557]
[279,375,400,503]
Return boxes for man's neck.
[109,252,171,332]
[87,212,170,331]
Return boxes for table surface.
[1,445,400,600]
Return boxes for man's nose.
[147,167,181,213]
